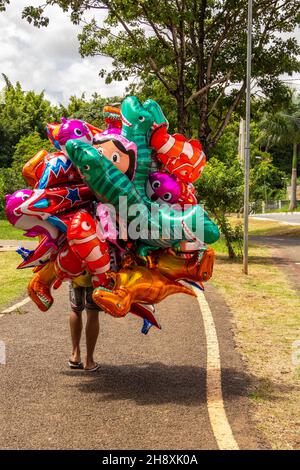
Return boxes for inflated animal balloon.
[66,140,220,250]
[46,118,102,153]
[146,172,181,204]
[150,125,206,183]
[100,105,122,137]
[27,262,57,311]
[92,265,195,317]
[67,210,110,288]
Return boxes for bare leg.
[85,309,100,370]
[69,310,83,363]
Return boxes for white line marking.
[194,288,239,450]
[1,297,31,316]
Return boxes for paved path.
[251,212,300,225]
[0,281,264,450]
[0,239,37,252]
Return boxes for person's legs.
[69,310,83,363]
[85,309,100,370]
[84,286,100,370]
[69,283,84,365]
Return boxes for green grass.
[248,218,300,238]
[0,219,28,240]
[226,216,300,239]
[0,251,32,310]
[212,240,300,449]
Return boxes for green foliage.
[195,157,244,258]
[12,132,53,174]
[258,97,300,148]
[256,91,300,209]
[60,93,122,129]
[207,118,239,161]
[0,167,24,217]
[21,0,300,147]
[0,134,52,216]
[0,79,57,167]
[0,0,9,12]
[197,157,244,214]
[250,158,286,204]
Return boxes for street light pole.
[243,0,253,275]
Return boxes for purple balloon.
[146,172,181,204]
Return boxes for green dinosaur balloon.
[66,139,220,250]
[120,96,168,202]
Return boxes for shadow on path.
[61,362,261,407]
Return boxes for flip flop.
[84,363,100,372]
[68,360,84,370]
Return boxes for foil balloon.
[46,118,102,153]
[27,262,57,311]
[94,134,137,181]
[100,105,122,137]
[150,125,206,183]
[57,118,94,153]
[66,140,220,248]
[5,189,60,240]
[92,265,195,318]
[14,184,93,221]
[146,172,181,204]
[53,241,85,288]
[5,94,219,337]
[146,172,197,206]
[46,122,61,150]
[22,149,49,188]
[67,210,110,288]
[146,247,215,286]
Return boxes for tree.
[0,78,57,167]
[250,157,286,206]
[0,133,53,216]
[196,157,244,258]
[196,115,285,257]
[12,132,53,175]
[58,93,122,129]
[19,0,300,149]
[258,94,300,210]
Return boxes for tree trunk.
[197,93,210,151]
[216,214,237,259]
[225,235,236,259]
[176,92,186,134]
[289,142,298,211]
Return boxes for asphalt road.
[0,279,264,450]
[251,212,300,225]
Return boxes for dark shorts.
[69,284,100,313]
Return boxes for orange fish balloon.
[150,125,206,183]
[68,210,110,287]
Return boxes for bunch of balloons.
[5,97,219,334]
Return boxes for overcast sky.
[0,0,130,104]
[0,1,299,105]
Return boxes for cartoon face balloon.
[146,172,181,204]
[94,135,137,181]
